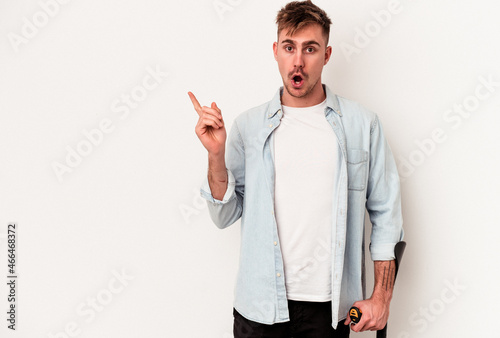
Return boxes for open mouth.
[291,75,304,88]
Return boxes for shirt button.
[277,273,281,277]
[269,124,273,128]
[274,241,277,246]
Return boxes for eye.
[306,47,315,53]
[285,46,294,52]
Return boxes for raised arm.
[188,91,227,200]
[189,92,244,229]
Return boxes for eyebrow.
[281,39,321,47]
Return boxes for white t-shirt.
[273,99,338,302]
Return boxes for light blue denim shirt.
[200,85,404,328]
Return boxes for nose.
[293,50,304,69]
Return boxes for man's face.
[273,24,332,102]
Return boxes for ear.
[273,41,278,61]
[324,45,332,65]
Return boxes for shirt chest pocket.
[347,149,368,191]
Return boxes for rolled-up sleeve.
[366,115,404,261]
[199,121,245,229]
[200,169,236,204]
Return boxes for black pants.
[233,300,350,338]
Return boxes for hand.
[188,91,227,156]
[344,297,390,332]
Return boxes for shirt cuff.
[200,169,236,204]
[370,242,397,261]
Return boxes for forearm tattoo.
[382,261,396,291]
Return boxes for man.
[189,1,404,337]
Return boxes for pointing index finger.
[188,91,202,115]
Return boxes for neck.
[281,80,326,107]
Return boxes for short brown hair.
[276,1,332,44]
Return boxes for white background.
[1,0,499,337]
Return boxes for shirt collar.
[267,84,342,119]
